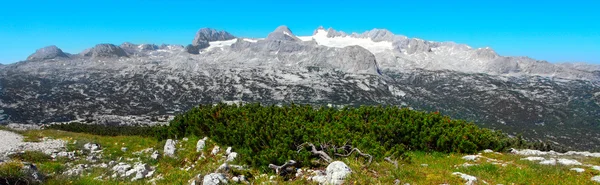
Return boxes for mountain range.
[1,25,599,150]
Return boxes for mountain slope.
[0,26,599,150]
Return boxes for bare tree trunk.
[268,160,297,175]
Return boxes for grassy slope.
[2,129,598,185]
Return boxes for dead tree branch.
[297,142,332,162]
[334,147,373,165]
[384,156,398,168]
[268,160,297,175]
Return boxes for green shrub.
[154,103,518,171]
[8,151,52,163]
[0,161,36,185]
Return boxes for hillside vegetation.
[51,103,550,170]
[2,103,595,184]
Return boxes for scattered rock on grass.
[521,157,545,161]
[196,137,208,152]
[570,168,585,173]
[592,176,600,183]
[164,139,176,157]
[203,173,228,185]
[539,158,556,165]
[226,152,238,162]
[151,150,160,160]
[462,155,479,161]
[557,158,582,165]
[84,143,102,152]
[211,146,220,155]
[452,172,477,185]
[326,161,352,185]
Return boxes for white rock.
[452,172,477,185]
[202,173,227,185]
[483,149,494,153]
[326,161,352,185]
[462,155,479,161]
[232,176,239,182]
[183,137,189,141]
[111,162,132,176]
[570,168,585,173]
[196,138,207,152]
[592,176,600,183]
[63,164,87,176]
[121,147,128,152]
[557,158,582,165]
[83,143,101,152]
[309,175,327,184]
[52,151,76,159]
[296,169,304,178]
[151,150,160,160]
[421,164,428,167]
[216,163,229,172]
[164,139,176,157]
[521,157,545,161]
[128,163,153,181]
[226,152,238,162]
[539,158,556,165]
[211,146,220,155]
[188,174,202,185]
[592,166,600,171]
[225,147,232,155]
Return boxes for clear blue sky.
[1,0,599,64]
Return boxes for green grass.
[8,151,53,163]
[2,128,598,184]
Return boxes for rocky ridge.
[0,25,599,151]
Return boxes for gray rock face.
[266,25,301,42]
[360,28,395,42]
[139,44,159,51]
[202,173,227,185]
[185,44,203,54]
[330,45,380,74]
[27,45,69,61]
[82,44,128,58]
[193,28,235,46]
[164,139,176,157]
[325,161,352,185]
[394,38,432,54]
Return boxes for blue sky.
[1,0,598,64]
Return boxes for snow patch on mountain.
[298,29,393,54]
[205,39,238,51]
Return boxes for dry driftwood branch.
[384,156,398,168]
[297,142,332,162]
[334,147,373,165]
[268,160,297,175]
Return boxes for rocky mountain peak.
[360,28,395,42]
[313,26,326,35]
[475,47,499,60]
[26,45,69,61]
[81,44,128,58]
[266,25,301,42]
[192,28,236,46]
